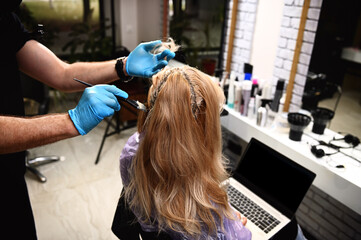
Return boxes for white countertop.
[221,105,361,215]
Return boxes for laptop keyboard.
[227,185,280,234]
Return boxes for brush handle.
[117,96,139,109]
[73,78,140,109]
[74,78,93,87]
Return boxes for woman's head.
[139,65,225,142]
[125,42,231,238]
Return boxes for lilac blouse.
[119,132,252,240]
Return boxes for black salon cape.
[0,12,37,239]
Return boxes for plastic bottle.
[278,93,286,114]
[251,78,259,98]
[248,97,255,118]
[261,80,273,100]
[234,80,242,112]
[241,80,252,116]
[270,79,285,113]
[227,72,236,109]
[248,78,259,117]
[220,71,228,90]
[257,99,271,127]
[244,63,253,81]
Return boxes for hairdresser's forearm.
[61,60,119,92]
[0,114,79,154]
[62,57,129,91]
[17,40,126,92]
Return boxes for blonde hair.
[151,38,180,54]
[124,41,232,238]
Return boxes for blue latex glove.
[126,40,176,78]
[68,85,128,135]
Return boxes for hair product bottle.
[241,80,252,116]
[270,79,285,112]
[227,72,236,108]
[234,79,242,112]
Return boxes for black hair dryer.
[311,107,334,135]
[287,113,311,141]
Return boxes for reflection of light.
[168,0,186,16]
[182,0,186,11]
[168,0,173,17]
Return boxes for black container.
[311,107,334,134]
[287,113,311,141]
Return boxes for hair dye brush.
[73,78,147,112]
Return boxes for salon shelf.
[221,105,361,215]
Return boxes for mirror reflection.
[222,0,361,137]
[307,0,361,136]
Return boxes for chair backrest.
[112,191,172,240]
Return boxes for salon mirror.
[214,0,361,137]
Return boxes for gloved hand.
[68,85,128,135]
[126,40,176,78]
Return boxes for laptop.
[225,138,316,239]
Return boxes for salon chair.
[21,72,61,183]
[111,190,172,240]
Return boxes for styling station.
[221,105,361,215]
[217,0,361,239]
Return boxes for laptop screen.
[233,138,316,218]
